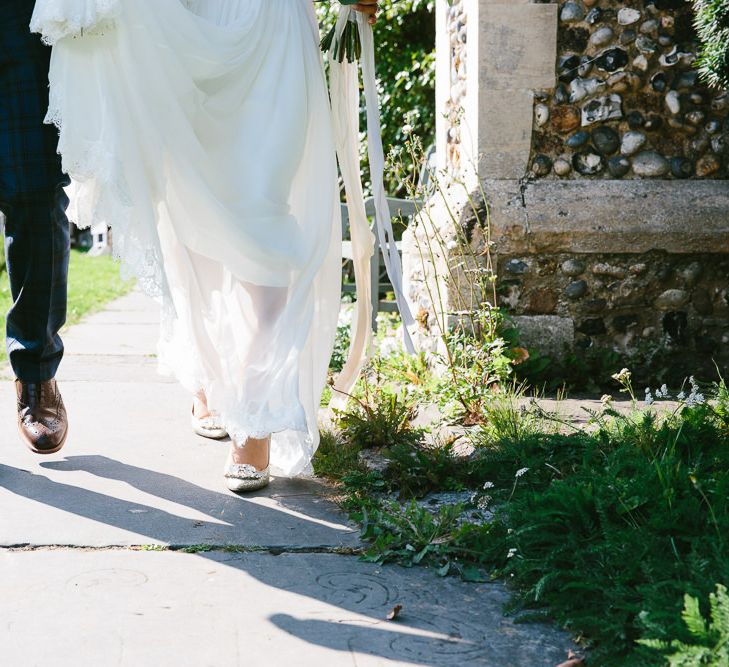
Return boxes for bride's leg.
[227,280,288,472]
[231,435,271,470]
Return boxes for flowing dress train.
[32,0,352,475]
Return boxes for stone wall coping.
[482,179,729,254]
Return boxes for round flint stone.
[553,158,572,176]
[696,154,721,177]
[665,91,681,115]
[561,1,586,22]
[620,130,647,156]
[578,55,594,77]
[670,157,693,179]
[591,27,615,47]
[650,72,668,92]
[627,111,645,129]
[591,126,620,155]
[632,151,670,177]
[535,103,550,126]
[706,119,722,134]
[636,35,658,54]
[559,55,581,83]
[554,84,570,104]
[620,30,637,45]
[532,154,553,177]
[640,19,659,34]
[566,130,590,148]
[505,259,529,275]
[562,258,586,276]
[685,110,705,126]
[573,151,604,175]
[586,8,602,24]
[618,7,641,25]
[565,280,588,299]
[595,48,629,72]
[655,289,689,310]
[608,155,631,177]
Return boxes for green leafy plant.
[638,584,729,666]
[354,498,492,580]
[334,373,424,450]
[312,428,366,480]
[693,0,729,89]
[322,366,729,664]
[382,438,466,498]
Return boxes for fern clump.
[639,584,729,666]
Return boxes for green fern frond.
[639,584,729,666]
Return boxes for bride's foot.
[224,435,271,493]
[191,391,228,440]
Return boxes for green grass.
[0,249,135,365]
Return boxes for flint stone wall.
[403,0,729,379]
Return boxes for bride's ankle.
[192,390,209,418]
[230,436,270,471]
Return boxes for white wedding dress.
[30,0,406,475]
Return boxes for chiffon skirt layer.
[43,0,343,475]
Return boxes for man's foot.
[224,435,271,493]
[191,391,228,439]
[15,379,69,455]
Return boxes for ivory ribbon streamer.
[328,7,416,410]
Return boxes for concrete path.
[0,291,573,666]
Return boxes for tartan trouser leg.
[0,4,71,383]
[4,189,70,383]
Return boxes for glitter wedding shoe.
[191,396,228,440]
[224,436,271,493]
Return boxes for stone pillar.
[403,0,729,381]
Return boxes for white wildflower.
[677,391,686,401]
[515,467,529,478]
[611,368,631,383]
[644,390,654,406]
[483,481,495,490]
[686,392,706,407]
[378,336,401,358]
[507,548,517,559]
[337,305,354,327]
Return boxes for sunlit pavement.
[0,291,572,666]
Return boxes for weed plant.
[317,368,729,666]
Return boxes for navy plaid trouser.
[0,1,71,383]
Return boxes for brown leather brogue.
[15,379,69,454]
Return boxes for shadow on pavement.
[0,458,570,666]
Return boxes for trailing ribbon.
[327,6,416,409]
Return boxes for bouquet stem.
[320,3,362,63]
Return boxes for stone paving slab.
[0,381,359,549]
[0,550,572,666]
[0,290,576,665]
[0,291,358,549]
